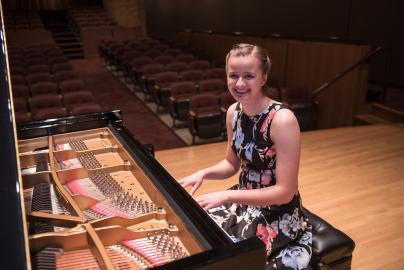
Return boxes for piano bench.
[303,208,355,270]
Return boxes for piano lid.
[0,5,30,269]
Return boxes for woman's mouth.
[232,88,250,98]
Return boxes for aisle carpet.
[71,58,187,151]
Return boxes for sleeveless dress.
[208,102,312,270]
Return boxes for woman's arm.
[179,103,241,195]
[196,108,300,210]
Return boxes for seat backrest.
[59,79,85,93]
[164,48,182,57]
[176,54,195,63]
[180,69,204,82]
[30,94,62,112]
[219,92,236,110]
[205,68,226,80]
[51,62,73,73]
[12,85,30,98]
[131,57,153,69]
[13,97,28,112]
[154,71,178,85]
[154,55,175,65]
[189,60,210,70]
[30,82,58,96]
[198,79,226,93]
[166,61,188,72]
[170,81,197,96]
[27,64,50,74]
[54,71,78,83]
[63,91,95,105]
[144,49,162,59]
[12,75,26,85]
[190,94,219,111]
[26,72,53,86]
[142,63,164,76]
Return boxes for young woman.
[179,43,312,269]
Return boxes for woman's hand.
[178,171,204,195]
[195,191,230,211]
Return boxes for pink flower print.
[266,146,276,158]
[246,182,253,190]
[256,224,270,246]
[261,170,272,186]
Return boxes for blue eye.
[229,74,238,80]
[245,74,254,80]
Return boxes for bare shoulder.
[226,102,238,121]
[271,108,300,141]
[272,107,299,127]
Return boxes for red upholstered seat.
[30,82,58,96]
[59,79,86,93]
[26,72,53,86]
[198,79,226,95]
[68,103,103,115]
[188,94,224,144]
[166,61,188,73]
[30,94,65,120]
[204,68,226,80]
[168,81,198,126]
[175,54,195,63]
[54,71,78,83]
[154,55,175,65]
[27,64,49,74]
[179,69,204,83]
[51,62,73,73]
[12,85,30,99]
[189,60,210,70]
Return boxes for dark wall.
[145,0,403,87]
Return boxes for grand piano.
[0,13,266,270]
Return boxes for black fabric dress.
[208,102,312,270]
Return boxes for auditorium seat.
[12,75,26,85]
[168,81,198,127]
[189,60,210,70]
[154,55,175,65]
[26,72,53,86]
[179,69,204,83]
[63,91,100,115]
[129,57,153,85]
[27,64,49,74]
[68,103,103,116]
[54,71,78,84]
[12,85,30,99]
[144,49,162,59]
[281,86,315,131]
[198,79,226,95]
[204,68,226,80]
[188,94,224,144]
[14,97,32,122]
[30,82,58,96]
[152,71,179,113]
[59,79,86,93]
[166,61,188,73]
[10,66,26,76]
[51,63,73,73]
[140,63,165,98]
[164,48,182,57]
[30,94,66,120]
[176,53,195,63]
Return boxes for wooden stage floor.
[156,124,404,270]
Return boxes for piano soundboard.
[19,127,200,269]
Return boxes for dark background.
[144,0,404,87]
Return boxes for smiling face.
[226,54,268,104]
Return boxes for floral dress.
[208,102,312,270]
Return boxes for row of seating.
[9,45,103,122]
[98,38,233,143]
[67,7,116,34]
[4,10,45,31]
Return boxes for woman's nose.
[236,77,245,87]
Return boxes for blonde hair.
[225,43,271,76]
